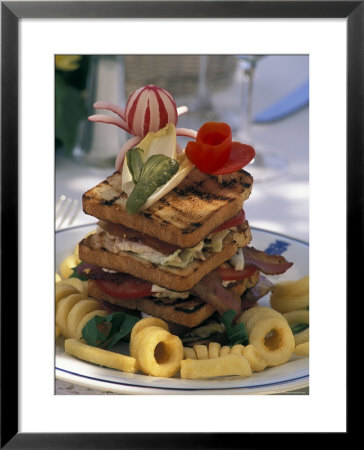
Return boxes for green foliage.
[55,57,89,154]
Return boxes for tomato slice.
[217,264,258,281]
[213,209,246,233]
[211,142,255,175]
[185,122,232,173]
[95,277,153,299]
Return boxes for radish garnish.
[88,84,198,171]
[115,136,142,171]
[88,114,129,133]
[93,101,126,120]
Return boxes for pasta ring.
[249,317,295,367]
[283,310,309,326]
[129,317,168,357]
[294,341,309,357]
[272,276,309,297]
[294,328,309,346]
[244,307,284,335]
[270,291,309,313]
[133,326,183,377]
[57,278,88,297]
[56,293,85,338]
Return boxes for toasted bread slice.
[78,225,252,292]
[82,167,253,248]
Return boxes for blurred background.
[55,54,309,240]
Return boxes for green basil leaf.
[69,262,89,281]
[139,154,169,179]
[126,147,144,183]
[82,315,111,347]
[221,309,249,346]
[81,312,140,348]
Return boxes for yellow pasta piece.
[242,345,267,372]
[55,273,62,283]
[59,253,79,279]
[230,344,245,356]
[283,310,309,326]
[66,298,101,339]
[208,342,221,359]
[220,345,231,356]
[183,347,197,360]
[244,307,284,335]
[294,341,309,357]
[270,291,309,313]
[56,293,85,337]
[294,328,309,346]
[130,317,168,357]
[249,317,295,367]
[65,338,137,373]
[57,278,88,297]
[237,306,262,325]
[55,284,79,306]
[180,354,252,379]
[272,276,309,298]
[132,326,183,377]
[193,344,208,360]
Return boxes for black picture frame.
[1,1,360,447]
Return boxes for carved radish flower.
[88,84,197,170]
[125,85,178,138]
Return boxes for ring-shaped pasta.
[56,293,85,338]
[133,326,183,377]
[272,276,309,297]
[294,341,309,356]
[283,310,309,326]
[294,327,309,346]
[249,317,295,367]
[129,317,168,357]
[244,307,284,335]
[270,291,309,313]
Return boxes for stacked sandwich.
[76,85,292,345]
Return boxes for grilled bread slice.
[78,224,252,292]
[82,167,253,249]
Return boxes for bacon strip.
[242,246,293,275]
[192,271,242,316]
[241,274,274,310]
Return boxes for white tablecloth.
[55,55,309,395]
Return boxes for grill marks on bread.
[82,168,253,248]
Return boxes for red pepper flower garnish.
[185,122,255,174]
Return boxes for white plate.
[55,224,309,395]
